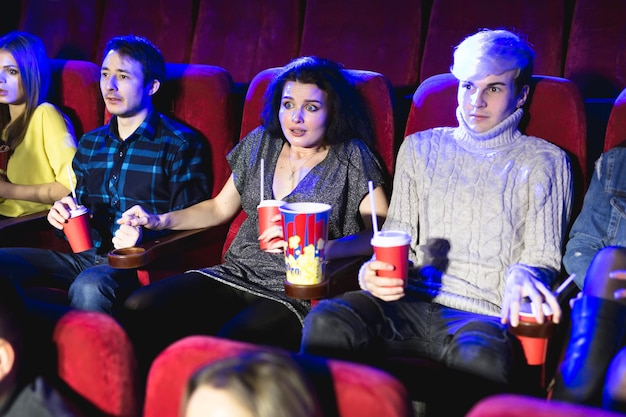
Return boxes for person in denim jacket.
[552,148,626,412]
[562,147,626,289]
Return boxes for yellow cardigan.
[0,103,78,217]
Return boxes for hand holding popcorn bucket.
[280,202,331,299]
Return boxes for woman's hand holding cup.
[258,212,286,253]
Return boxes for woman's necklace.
[288,149,320,180]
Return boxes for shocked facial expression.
[0,50,25,106]
[100,50,156,118]
[458,69,528,133]
[279,81,329,148]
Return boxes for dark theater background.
[1,1,625,417]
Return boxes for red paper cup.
[508,303,556,366]
[0,144,9,175]
[257,199,286,253]
[371,230,411,281]
[280,202,331,285]
[64,206,93,253]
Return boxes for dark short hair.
[261,56,374,147]
[103,35,166,87]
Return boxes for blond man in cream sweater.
[302,29,572,401]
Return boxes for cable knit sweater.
[384,107,573,317]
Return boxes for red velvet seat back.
[189,0,303,85]
[143,335,412,417]
[48,59,103,137]
[156,63,237,198]
[420,0,566,83]
[404,73,587,218]
[53,310,140,417]
[298,0,424,88]
[604,88,626,151]
[94,0,195,64]
[18,0,103,61]
[466,393,626,417]
[564,0,626,100]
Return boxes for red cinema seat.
[420,0,567,82]
[189,0,303,85]
[143,335,412,417]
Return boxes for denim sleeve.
[563,151,617,288]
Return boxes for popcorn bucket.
[280,202,331,296]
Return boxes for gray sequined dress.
[190,127,386,324]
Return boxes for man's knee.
[68,271,116,314]
[445,320,512,384]
[301,294,374,355]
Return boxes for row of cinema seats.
[5,0,624,92]
[33,308,413,417]
[0,54,617,414]
[36,307,626,417]
[4,0,626,162]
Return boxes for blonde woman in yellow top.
[0,31,77,217]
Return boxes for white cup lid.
[371,230,411,247]
[258,199,286,208]
[519,302,552,317]
[69,205,89,217]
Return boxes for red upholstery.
[52,310,140,417]
[420,0,567,82]
[94,0,195,64]
[189,0,303,85]
[298,0,424,88]
[604,88,626,152]
[48,59,104,137]
[156,63,237,198]
[564,0,626,100]
[18,0,103,61]
[404,73,588,215]
[143,335,412,417]
[465,394,626,417]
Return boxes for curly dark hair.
[261,56,375,147]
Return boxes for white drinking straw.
[260,158,265,202]
[67,166,77,200]
[368,180,379,235]
[555,273,576,296]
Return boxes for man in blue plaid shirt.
[0,35,211,316]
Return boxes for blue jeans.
[0,247,138,315]
[301,291,519,385]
